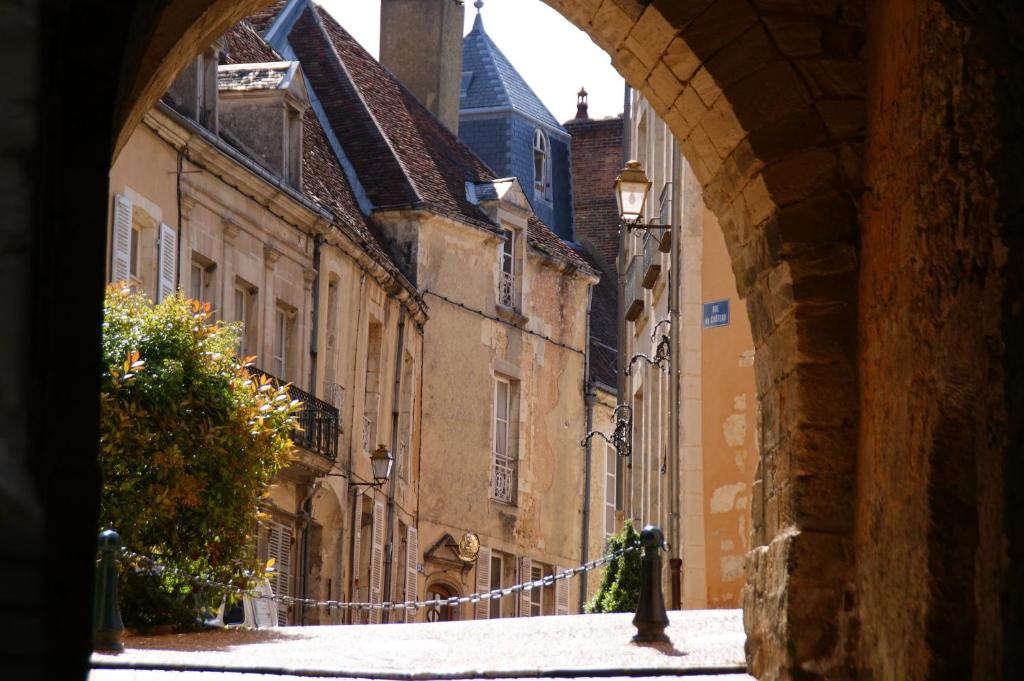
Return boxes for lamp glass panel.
[618,180,649,220]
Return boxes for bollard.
[632,525,670,643]
[93,529,125,653]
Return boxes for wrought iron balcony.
[624,254,644,322]
[491,453,516,504]
[247,366,339,461]
[498,270,516,309]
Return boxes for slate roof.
[461,12,565,132]
[217,62,296,92]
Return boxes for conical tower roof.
[460,5,565,132]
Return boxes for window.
[129,226,141,278]
[498,228,516,309]
[189,258,216,309]
[530,565,543,617]
[605,442,617,537]
[489,553,503,619]
[273,306,295,381]
[533,129,550,200]
[233,283,256,358]
[363,321,383,453]
[491,377,517,504]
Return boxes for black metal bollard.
[632,525,670,643]
[93,529,125,652]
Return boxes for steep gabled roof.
[282,3,498,229]
[461,12,565,133]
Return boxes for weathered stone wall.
[858,0,1022,678]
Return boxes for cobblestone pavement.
[90,610,751,679]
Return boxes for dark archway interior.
[2,1,1021,679]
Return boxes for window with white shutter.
[350,507,362,624]
[605,442,617,537]
[110,194,133,284]
[266,521,292,626]
[519,556,532,617]
[158,223,176,302]
[475,545,491,620]
[404,526,418,623]
[368,500,385,624]
[555,566,570,615]
[530,565,543,617]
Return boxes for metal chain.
[120,542,639,614]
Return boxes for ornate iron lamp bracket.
[580,404,633,458]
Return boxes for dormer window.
[497,225,523,313]
[533,129,550,201]
[217,61,309,190]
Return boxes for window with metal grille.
[605,442,617,537]
[492,378,517,504]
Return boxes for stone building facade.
[108,22,429,625]
[620,91,758,610]
[106,0,605,627]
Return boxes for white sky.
[317,0,625,124]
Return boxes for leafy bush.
[99,286,298,630]
[585,520,642,613]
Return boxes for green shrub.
[586,520,642,613]
[99,286,298,630]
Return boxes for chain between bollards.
[94,529,125,653]
[632,525,670,643]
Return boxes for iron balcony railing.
[624,254,644,322]
[498,270,516,309]
[491,453,516,504]
[247,366,339,461]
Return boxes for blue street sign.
[703,299,730,328]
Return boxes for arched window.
[533,129,550,200]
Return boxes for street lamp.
[338,444,393,489]
[614,160,670,232]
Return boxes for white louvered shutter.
[110,194,133,284]
[267,521,292,626]
[555,566,570,615]
[404,526,419,623]
[475,545,491,620]
[519,556,532,617]
[157,223,177,302]
[351,512,363,622]
[368,500,385,624]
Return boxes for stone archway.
[114,5,864,672]
[9,0,1021,680]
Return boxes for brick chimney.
[380,0,465,133]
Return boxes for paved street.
[90,610,751,680]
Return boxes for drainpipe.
[618,83,631,518]
[579,285,594,611]
[348,272,368,623]
[668,141,682,610]
[297,482,318,625]
[308,234,324,394]
[381,307,406,623]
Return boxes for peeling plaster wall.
[410,210,592,613]
[700,207,758,609]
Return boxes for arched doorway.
[8,1,1021,680]
[424,582,460,623]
